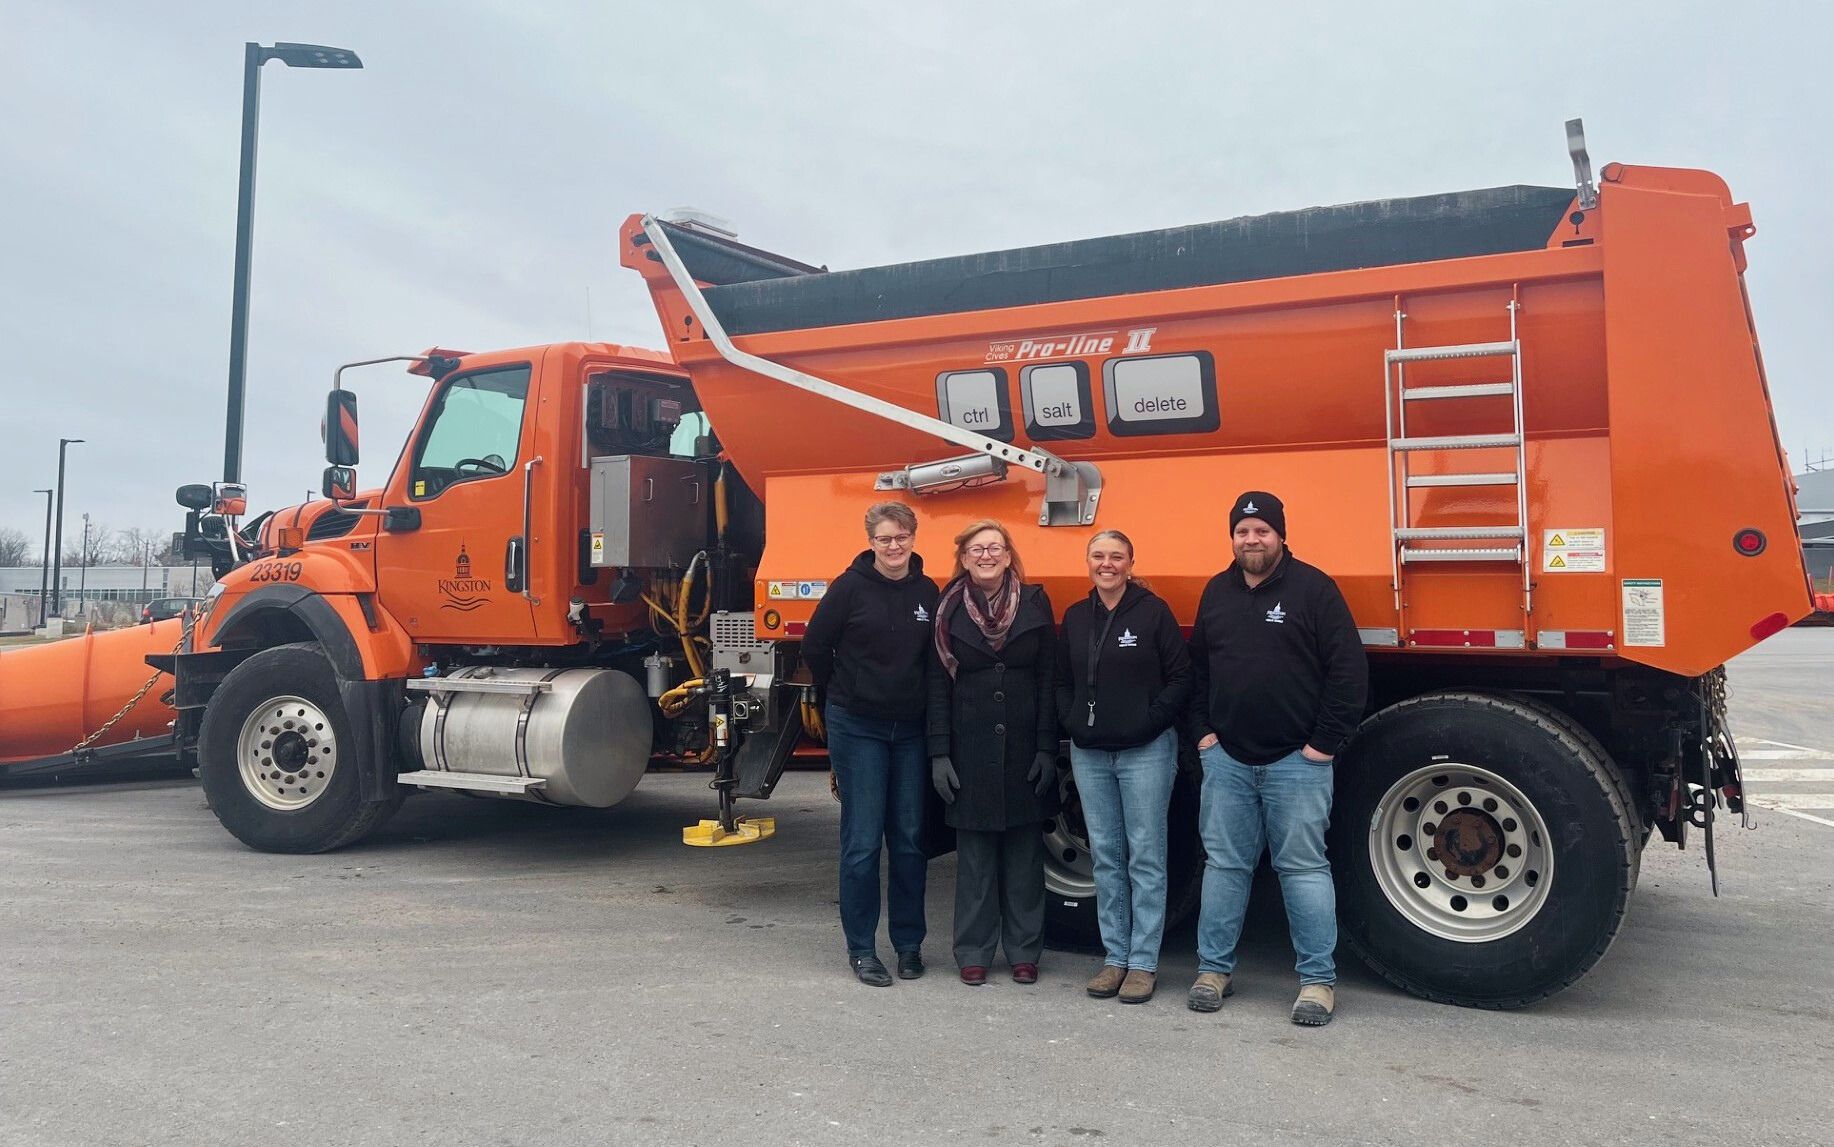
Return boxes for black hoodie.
[1056,582,1192,750]
[801,551,941,721]
[1185,550,1369,765]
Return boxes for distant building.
[0,564,210,605]
[1798,469,1834,587]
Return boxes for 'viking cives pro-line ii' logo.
[439,544,492,611]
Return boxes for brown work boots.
[1186,971,1234,1012]
[1086,965,1157,1003]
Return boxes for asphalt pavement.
[4,631,1832,1147]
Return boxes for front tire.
[199,644,401,853]
[1331,691,1637,1008]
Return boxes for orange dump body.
[0,620,181,766]
[625,164,1810,676]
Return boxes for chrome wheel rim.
[236,695,337,812]
[1369,762,1553,942]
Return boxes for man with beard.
[1184,491,1368,1026]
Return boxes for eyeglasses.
[870,533,913,548]
[965,543,1008,558]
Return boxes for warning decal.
[1543,528,1606,573]
[767,580,828,601]
[1622,579,1665,647]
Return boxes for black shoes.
[896,950,925,980]
[851,954,893,987]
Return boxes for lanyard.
[1086,600,1121,727]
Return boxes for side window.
[1101,352,1219,437]
[409,365,531,500]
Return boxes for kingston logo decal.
[439,544,491,612]
[984,326,1157,364]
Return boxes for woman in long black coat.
[927,518,1058,986]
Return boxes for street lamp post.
[222,41,363,486]
[50,437,83,618]
[33,488,52,629]
[78,513,91,612]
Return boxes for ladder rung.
[1406,472,1519,487]
[1392,434,1520,451]
[1400,546,1523,563]
[1386,340,1518,364]
[1401,382,1516,401]
[1396,526,1524,541]
[396,770,547,794]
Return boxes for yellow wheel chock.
[682,816,777,847]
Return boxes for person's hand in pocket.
[1301,744,1333,763]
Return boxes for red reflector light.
[1733,528,1767,556]
[1561,630,1615,650]
[1411,629,1498,648]
[785,621,807,637]
[1749,611,1789,640]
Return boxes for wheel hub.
[1434,809,1503,876]
[1369,762,1554,942]
[235,696,337,812]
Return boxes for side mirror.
[322,465,357,502]
[176,483,213,511]
[213,482,248,517]
[324,390,360,466]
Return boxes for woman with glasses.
[802,502,942,987]
[1056,530,1191,1004]
[927,519,1058,985]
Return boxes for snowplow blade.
[0,620,183,771]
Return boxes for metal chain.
[67,600,211,759]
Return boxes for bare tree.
[0,527,31,567]
[112,526,165,567]
[62,523,112,568]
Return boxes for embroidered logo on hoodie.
[1265,602,1286,624]
[1117,628,1138,648]
[913,603,930,622]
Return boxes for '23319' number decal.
[248,560,304,583]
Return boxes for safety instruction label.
[1542,528,1606,572]
[767,580,827,601]
[1621,579,1665,647]
[589,533,604,559]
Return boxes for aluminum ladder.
[1384,299,1532,627]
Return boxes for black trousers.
[953,824,1046,968]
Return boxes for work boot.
[1292,984,1336,1026]
[1187,972,1235,1013]
[1118,970,1157,1004]
[850,954,892,987]
[896,950,925,980]
[1085,965,1126,999]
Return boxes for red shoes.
[1012,963,1039,984]
[960,966,988,986]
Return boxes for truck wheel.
[1331,691,1637,1008]
[198,643,401,854]
[1043,741,1203,952]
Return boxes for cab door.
[375,361,540,644]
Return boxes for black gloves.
[1027,750,1057,797]
[931,756,960,804]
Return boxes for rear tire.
[1044,740,1203,953]
[1331,691,1637,1008]
[199,644,401,853]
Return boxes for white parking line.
[1736,736,1823,753]
[1760,807,1834,830]
[1742,793,1834,810]
[1739,749,1827,760]
[1740,769,1834,783]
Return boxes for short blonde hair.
[951,519,1025,582]
[864,501,918,536]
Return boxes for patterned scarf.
[934,571,1023,679]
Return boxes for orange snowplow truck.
[165,125,1810,1008]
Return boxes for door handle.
[505,536,525,593]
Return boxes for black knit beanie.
[1229,491,1286,538]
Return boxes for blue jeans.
[1196,744,1336,985]
[1069,729,1177,972]
[825,703,929,958]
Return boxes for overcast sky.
[2,0,1828,551]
